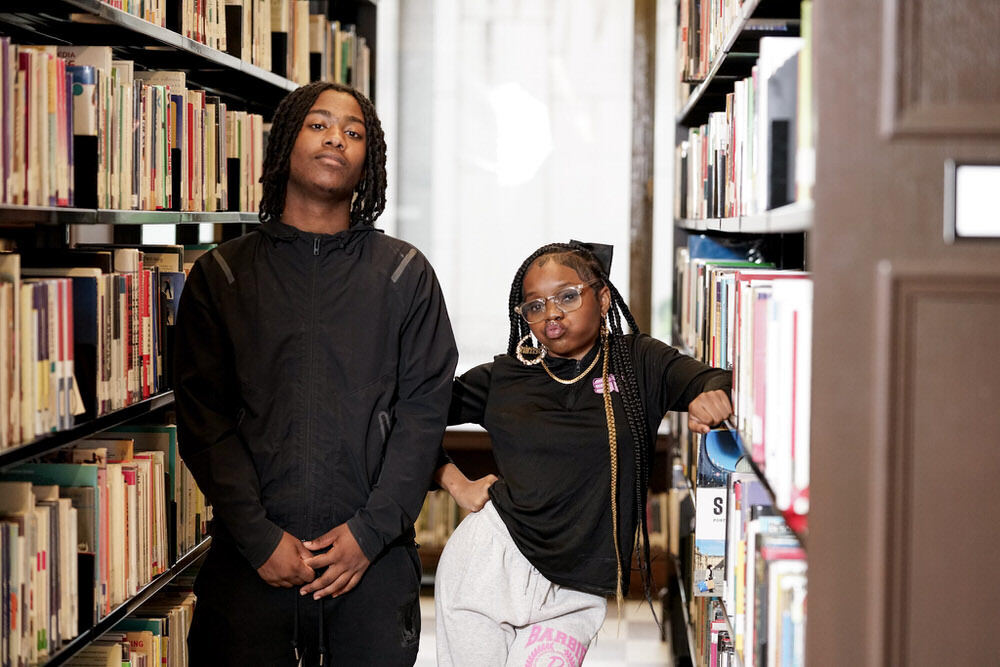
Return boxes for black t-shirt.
[447,333,732,596]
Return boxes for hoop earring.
[515,333,546,366]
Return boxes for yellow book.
[11,65,25,206]
[0,253,20,447]
[292,1,310,84]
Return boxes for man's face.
[287,90,367,202]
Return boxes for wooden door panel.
[882,0,1000,136]
[811,0,1000,664]
[871,267,1000,665]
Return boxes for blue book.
[688,233,761,260]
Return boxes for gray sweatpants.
[434,501,607,666]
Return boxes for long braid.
[603,276,656,604]
[259,81,386,226]
[507,243,656,612]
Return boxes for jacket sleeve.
[173,258,283,569]
[432,362,493,473]
[346,256,459,560]
[634,334,733,415]
[448,362,492,426]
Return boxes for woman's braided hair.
[259,81,387,226]
[507,243,656,604]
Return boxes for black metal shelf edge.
[0,204,96,226]
[42,537,211,667]
[0,392,174,470]
[0,205,259,226]
[674,201,814,234]
[1,0,298,109]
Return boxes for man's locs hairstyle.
[258,81,387,226]
[506,243,657,605]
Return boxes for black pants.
[187,538,422,666]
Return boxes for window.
[391,0,635,371]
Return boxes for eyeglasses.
[515,283,599,324]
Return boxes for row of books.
[69,582,197,667]
[675,34,809,219]
[219,0,274,70]
[415,490,465,552]
[305,13,372,97]
[726,475,806,667]
[0,40,265,213]
[668,417,807,666]
[690,598,736,666]
[96,0,168,29]
[678,0,754,84]
[676,0,800,88]
[675,2,815,218]
[0,424,208,664]
[91,0,372,93]
[0,244,195,448]
[0,481,79,665]
[674,235,810,518]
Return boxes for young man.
[174,82,458,665]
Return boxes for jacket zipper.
[305,236,320,532]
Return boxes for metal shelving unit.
[676,201,813,234]
[43,539,211,667]
[0,392,175,470]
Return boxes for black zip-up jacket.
[173,220,458,569]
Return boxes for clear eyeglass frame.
[515,281,600,324]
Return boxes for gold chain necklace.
[540,346,601,384]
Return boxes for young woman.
[433,242,732,666]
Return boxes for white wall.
[651,0,677,342]
[394,0,635,372]
[376,0,401,237]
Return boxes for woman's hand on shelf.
[687,389,733,435]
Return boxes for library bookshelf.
[665,0,811,664]
[0,1,376,664]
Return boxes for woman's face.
[520,258,611,360]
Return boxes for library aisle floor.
[414,594,674,666]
